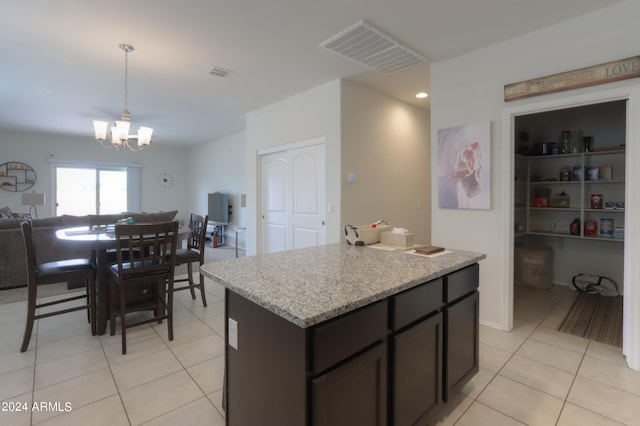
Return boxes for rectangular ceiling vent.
[319,20,426,74]
[209,66,234,78]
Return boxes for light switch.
[348,173,355,183]
[228,318,238,350]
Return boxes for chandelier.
[93,43,153,151]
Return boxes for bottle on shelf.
[559,130,573,154]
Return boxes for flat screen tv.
[208,192,229,225]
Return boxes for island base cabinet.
[226,291,307,426]
[393,312,443,426]
[444,291,479,401]
[312,342,387,426]
[223,261,481,426]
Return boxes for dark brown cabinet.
[312,342,387,426]
[443,264,480,402]
[224,262,480,426]
[392,312,442,425]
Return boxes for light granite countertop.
[200,243,486,328]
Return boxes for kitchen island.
[201,243,485,426]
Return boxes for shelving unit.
[516,150,625,242]
[513,99,626,291]
[0,161,36,192]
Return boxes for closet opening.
[513,99,626,348]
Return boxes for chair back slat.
[187,214,208,257]
[114,222,178,277]
[20,221,38,282]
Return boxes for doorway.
[503,86,640,369]
[259,139,326,254]
[513,100,626,346]
[54,166,127,215]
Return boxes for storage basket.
[514,244,553,289]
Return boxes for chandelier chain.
[124,46,128,113]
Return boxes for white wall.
[430,1,640,367]
[0,130,189,220]
[341,80,431,243]
[245,80,342,255]
[187,131,247,248]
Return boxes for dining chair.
[108,221,178,354]
[19,220,97,352]
[174,213,209,307]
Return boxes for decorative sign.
[504,56,640,102]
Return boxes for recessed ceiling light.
[416,92,428,99]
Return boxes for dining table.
[55,224,189,335]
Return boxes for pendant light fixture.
[93,43,153,151]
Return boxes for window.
[51,161,141,216]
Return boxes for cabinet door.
[444,291,479,402]
[393,312,443,426]
[312,342,386,426]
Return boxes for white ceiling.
[0,0,625,147]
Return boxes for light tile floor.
[0,281,638,425]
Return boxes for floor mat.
[559,293,623,347]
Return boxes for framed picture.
[437,122,491,210]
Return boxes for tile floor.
[0,280,638,425]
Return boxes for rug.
[559,293,623,347]
[0,245,244,305]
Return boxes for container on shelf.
[600,218,613,238]
[586,166,599,181]
[599,165,613,180]
[572,166,582,181]
[591,194,603,209]
[583,136,594,152]
[550,191,570,208]
[584,220,598,236]
[559,130,573,154]
[570,218,580,236]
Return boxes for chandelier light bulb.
[93,120,108,141]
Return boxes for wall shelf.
[0,161,36,192]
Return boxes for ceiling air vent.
[319,20,426,74]
[209,66,234,78]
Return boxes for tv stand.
[207,222,227,246]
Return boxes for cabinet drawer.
[312,301,387,375]
[445,264,479,303]
[123,283,156,307]
[393,278,443,330]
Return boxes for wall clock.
[156,172,175,188]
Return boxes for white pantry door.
[260,142,326,254]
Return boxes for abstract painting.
[437,122,491,210]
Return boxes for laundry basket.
[514,243,553,289]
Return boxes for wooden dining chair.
[108,221,178,354]
[20,220,97,352]
[174,213,208,307]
